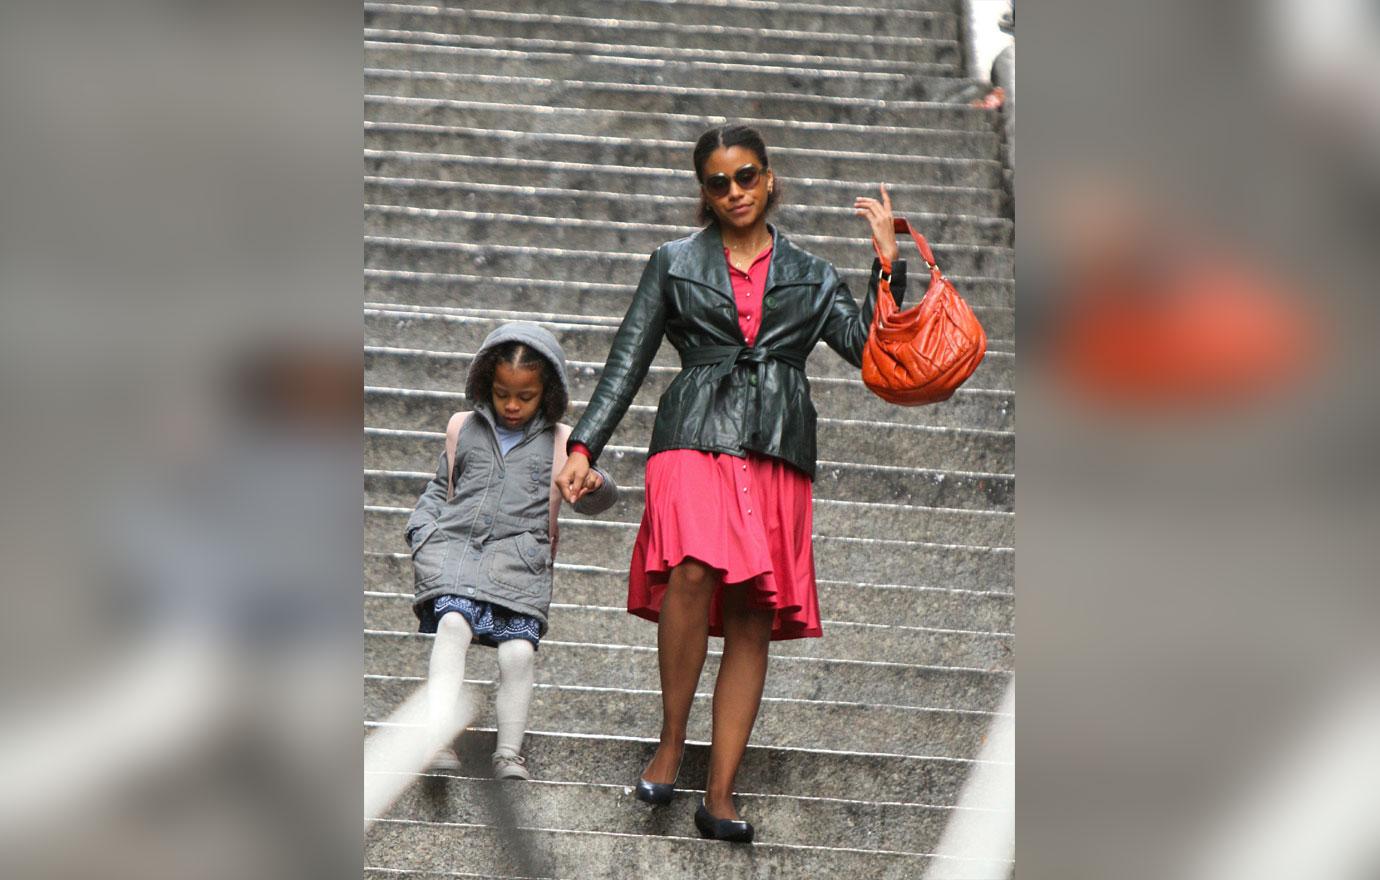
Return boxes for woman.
[555,124,904,843]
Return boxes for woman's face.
[700,145,773,231]
[492,362,544,429]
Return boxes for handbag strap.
[873,216,938,276]
[445,410,571,559]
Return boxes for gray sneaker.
[492,751,531,781]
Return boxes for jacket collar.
[473,401,552,441]
[667,223,822,303]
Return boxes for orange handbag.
[861,217,988,405]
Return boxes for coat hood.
[472,321,570,401]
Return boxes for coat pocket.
[486,532,550,597]
[410,521,446,589]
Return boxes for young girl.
[405,322,618,779]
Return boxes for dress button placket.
[738,461,753,517]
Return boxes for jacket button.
[765,295,776,308]
[749,375,759,386]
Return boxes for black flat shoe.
[634,778,675,806]
[694,801,754,844]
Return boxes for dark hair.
[692,124,782,226]
[465,340,567,423]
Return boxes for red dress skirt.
[627,447,822,640]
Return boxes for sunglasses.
[701,164,764,199]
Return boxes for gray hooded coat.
[405,323,618,634]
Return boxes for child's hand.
[582,470,604,496]
[556,452,591,504]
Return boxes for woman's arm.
[569,246,669,462]
[823,183,909,365]
[820,260,908,367]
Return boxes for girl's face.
[492,362,544,429]
[700,145,773,231]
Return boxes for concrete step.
[363,274,1015,352]
[362,309,1014,391]
[364,505,1015,587]
[365,347,1016,433]
[367,0,961,41]
[364,42,966,103]
[365,69,998,128]
[364,151,1008,215]
[364,869,538,880]
[363,381,1012,474]
[364,4,962,66]
[366,553,1013,633]
[365,425,1013,511]
[364,299,1015,356]
[364,124,1003,188]
[362,207,1013,281]
[369,290,1012,365]
[363,27,959,77]
[366,465,1016,557]
[366,815,938,879]
[365,595,1014,673]
[363,239,1013,310]
[366,631,1008,717]
[364,465,1013,549]
[365,94,998,161]
[363,176,1012,246]
[378,773,964,855]
[366,726,981,805]
[364,387,1015,479]
[363,674,997,757]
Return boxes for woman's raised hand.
[854,183,899,263]
[556,452,592,504]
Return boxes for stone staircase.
[363,0,1014,876]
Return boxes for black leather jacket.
[570,223,906,480]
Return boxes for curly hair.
[692,123,782,226]
[465,340,568,424]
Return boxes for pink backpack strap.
[444,411,472,500]
[549,423,572,560]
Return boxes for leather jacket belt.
[681,345,808,384]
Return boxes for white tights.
[427,612,536,756]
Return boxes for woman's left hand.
[854,184,899,263]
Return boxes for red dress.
[629,244,822,640]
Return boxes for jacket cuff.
[568,441,594,464]
[572,465,619,516]
[872,257,907,307]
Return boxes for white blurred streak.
[0,633,228,838]
[1020,2,1380,877]
[362,683,476,830]
[1266,0,1380,177]
[924,679,1016,880]
[0,1,362,876]
[1184,666,1380,880]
